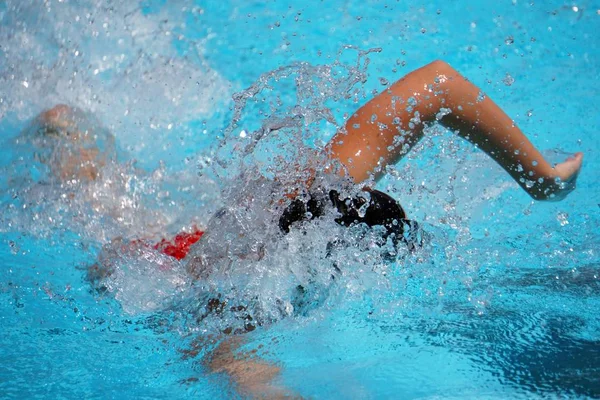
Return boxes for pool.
[1,0,599,398]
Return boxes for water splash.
[0,0,228,157]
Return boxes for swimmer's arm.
[326,60,583,200]
[204,335,300,398]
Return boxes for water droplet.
[503,73,515,86]
[9,241,19,255]
[435,107,452,120]
[505,36,514,45]
[379,77,389,86]
[557,212,569,226]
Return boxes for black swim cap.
[279,188,421,249]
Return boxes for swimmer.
[30,59,583,399]
[278,60,583,254]
[185,60,584,398]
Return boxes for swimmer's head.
[25,104,118,182]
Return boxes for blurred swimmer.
[30,104,118,182]
[30,59,584,399]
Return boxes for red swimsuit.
[153,228,204,260]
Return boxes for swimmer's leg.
[326,60,583,200]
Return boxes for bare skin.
[38,104,77,131]
[326,60,583,200]
[207,336,300,399]
[36,104,112,181]
[34,60,584,398]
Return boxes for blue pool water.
[1,0,599,398]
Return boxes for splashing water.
[2,110,221,245]
[0,0,228,159]
[1,40,506,337]
[112,47,467,335]
[2,2,599,398]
